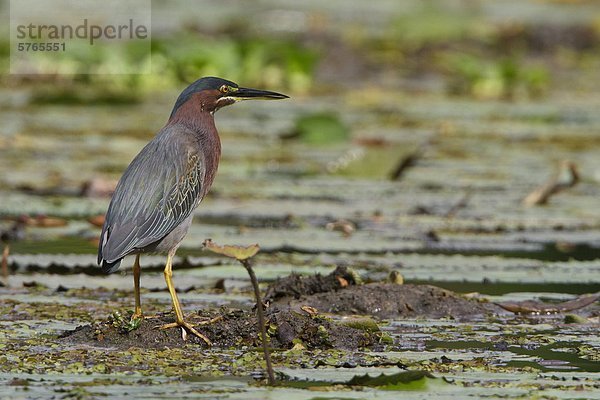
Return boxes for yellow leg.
[160,249,211,345]
[131,254,143,320]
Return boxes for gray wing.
[98,125,205,265]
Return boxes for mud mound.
[267,266,493,320]
[61,268,492,349]
[282,283,492,320]
[264,265,358,302]
[61,307,379,350]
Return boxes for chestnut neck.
[167,93,222,195]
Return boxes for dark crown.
[170,77,238,118]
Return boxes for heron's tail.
[101,258,122,274]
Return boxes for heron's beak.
[231,87,289,100]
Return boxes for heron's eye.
[219,85,229,94]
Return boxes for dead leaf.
[336,276,349,287]
[326,219,355,237]
[26,216,68,228]
[300,305,319,316]
[353,136,389,147]
[88,215,105,228]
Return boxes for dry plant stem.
[1,244,8,286]
[240,258,275,385]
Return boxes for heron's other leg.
[131,254,143,320]
[160,248,211,345]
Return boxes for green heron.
[97,77,288,342]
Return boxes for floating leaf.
[280,370,439,390]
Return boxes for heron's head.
[169,76,288,119]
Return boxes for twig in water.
[523,160,579,206]
[496,292,599,314]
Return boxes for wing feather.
[98,125,206,265]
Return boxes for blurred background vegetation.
[2,0,599,103]
[1,0,599,257]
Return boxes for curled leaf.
[202,239,260,261]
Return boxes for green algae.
[339,317,381,333]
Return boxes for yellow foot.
[130,311,144,322]
[159,320,212,345]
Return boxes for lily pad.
[347,370,438,390]
[292,112,349,145]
